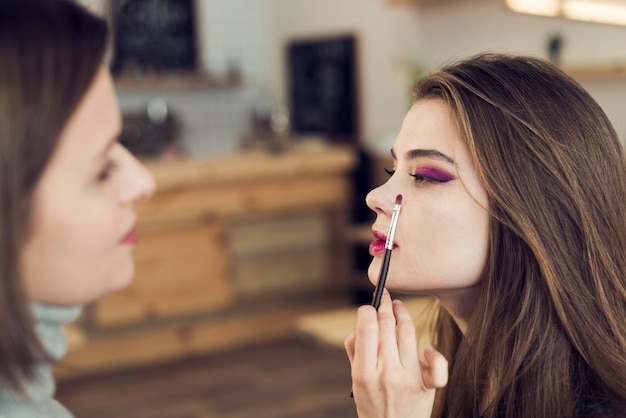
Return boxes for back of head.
[415,54,626,417]
[0,0,108,391]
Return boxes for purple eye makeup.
[411,166,456,183]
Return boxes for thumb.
[421,346,448,389]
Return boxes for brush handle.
[352,200,400,399]
[350,248,392,398]
[371,248,392,310]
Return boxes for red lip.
[120,228,137,245]
[369,229,397,256]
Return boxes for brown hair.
[414,54,626,417]
[0,0,108,391]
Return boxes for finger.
[421,346,449,389]
[377,290,400,365]
[344,329,356,364]
[393,299,418,371]
[352,304,380,373]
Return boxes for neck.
[431,283,482,334]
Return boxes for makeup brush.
[351,194,402,399]
[371,194,402,309]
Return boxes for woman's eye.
[384,168,395,176]
[410,173,437,184]
[98,160,119,182]
[410,167,456,184]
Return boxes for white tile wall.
[196,0,272,86]
[118,86,265,156]
[114,0,276,156]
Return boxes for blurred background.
[55,0,626,417]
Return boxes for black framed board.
[111,0,198,76]
[287,35,359,141]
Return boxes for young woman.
[345,53,626,417]
[0,0,155,415]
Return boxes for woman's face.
[21,67,156,305]
[366,99,490,297]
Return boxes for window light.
[506,0,626,26]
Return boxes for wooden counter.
[56,142,357,379]
[136,142,356,225]
[143,142,356,192]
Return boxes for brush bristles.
[395,194,402,205]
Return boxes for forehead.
[394,99,471,164]
[53,68,120,167]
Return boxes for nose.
[365,179,396,217]
[120,149,157,204]
[132,162,156,203]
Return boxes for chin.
[368,266,387,288]
[107,264,136,294]
[367,259,382,282]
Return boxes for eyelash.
[384,167,446,184]
[98,160,119,182]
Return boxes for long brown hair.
[0,0,108,391]
[414,54,626,417]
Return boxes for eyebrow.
[390,148,455,164]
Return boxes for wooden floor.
[56,335,358,418]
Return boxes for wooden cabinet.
[56,143,356,379]
[93,219,232,327]
[231,212,329,296]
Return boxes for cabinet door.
[91,219,233,327]
[230,212,329,296]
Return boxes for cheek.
[444,208,489,278]
[399,200,489,288]
[44,202,118,250]
[22,204,123,304]
[442,206,488,277]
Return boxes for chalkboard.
[287,35,358,141]
[111,0,197,75]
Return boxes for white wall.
[265,0,626,148]
[267,0,422,151]
[416,0,626,66]
[195,0,272,86]
[415,0,626,139]
[82,0,626,152]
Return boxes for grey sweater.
[0,303,80,418]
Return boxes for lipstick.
[120,228,137,245]
[369,229,397,256]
